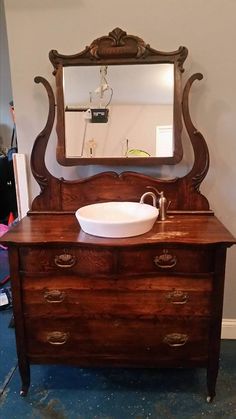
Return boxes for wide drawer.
[22,275,212,318]
[25,317,210,364]
[119,246,214,275]
[19,246,115,276]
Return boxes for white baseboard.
[221,319,236,339]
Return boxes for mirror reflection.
[63,64,174,158]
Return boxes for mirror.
[49,28,187,166]
[63,64,174,158]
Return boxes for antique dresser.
[1,28,235,401]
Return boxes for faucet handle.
[146,186,170,220]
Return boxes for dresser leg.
[18,360,30,396]
[206,364,218,403]
[20,386,29,397]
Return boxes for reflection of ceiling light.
[94,83,109,95]
[95,66,109,99]
[91,66,113,108]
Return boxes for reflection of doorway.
[156,125,173,157]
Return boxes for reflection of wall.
[65,105,173,158]
[4,0,236,320]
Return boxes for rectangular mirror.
[50,28,188,166]
[63,64,174,159]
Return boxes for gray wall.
[4,0,236,318]
[0,0,13,149]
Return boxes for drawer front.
[22,275,212,318]
[19,246,114,276]
[25,317,210,364]
[119,246,214,275]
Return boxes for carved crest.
[89,27,148,59]
[49,27,188,69]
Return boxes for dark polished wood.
[1,29,235,401]
[2,214,234,246]
[49,27,187,166]
[1,213,235,399]
[49,28,188,67]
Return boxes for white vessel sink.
[75,201,159,238]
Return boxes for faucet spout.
[139,192,157,207]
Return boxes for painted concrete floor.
[1,249,236,418]
[1,312,236,418]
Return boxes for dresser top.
[1,214,235,247]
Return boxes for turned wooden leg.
[206,363,219,403]
[18,358,30,397]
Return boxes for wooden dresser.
[2,213,235,401]
[1,28,235,402]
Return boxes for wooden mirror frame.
[49,27,188,166]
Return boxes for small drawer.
[25,317,210,365]
[22,275,212,318]
[19,246,115,276]
[119,246,214,275]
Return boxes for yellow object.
[126,149,150,157]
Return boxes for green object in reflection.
[126,149,150,157]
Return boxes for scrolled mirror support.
[182,73,210,195]
[29,30,211,214]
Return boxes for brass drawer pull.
[163,333,188,347]
[166,290,189,305]
[44,290,65,303]
[47,331,69,345]
[154,249,177,269]
[54,252,76,268]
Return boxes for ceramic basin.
[75,201,159,238]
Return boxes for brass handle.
[163,333,188,347]
[154,249,177,269]
[47,331,69,345]
[166,290,188,305]
[54,252,76,268]
[44,290,65,303]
